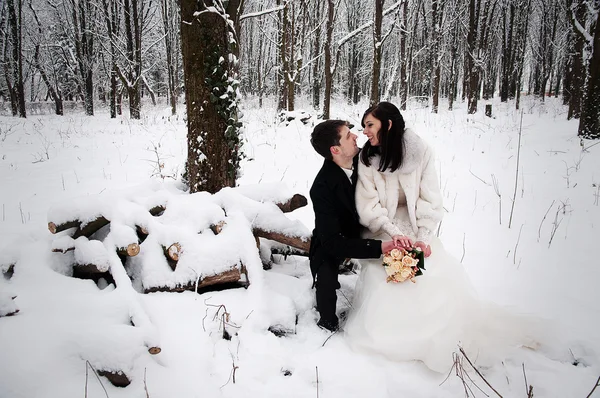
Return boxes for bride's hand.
[392,235,412,248]
[414,241,432,257]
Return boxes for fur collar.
[362,128,425,175]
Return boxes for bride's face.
[363,113,382,146]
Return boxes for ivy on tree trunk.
[180,0,244,194]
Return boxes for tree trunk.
[181,0,242,193]
[6,0,26,117]
[500,2,514,102]
[466,0,480,114]
[578,10,600,139]
[277,0,288,111]
[110,67,117,118]
[567,0,587,120]
[399,0,409,110]
[369,0,384,106]
[430,0,442,113]
[322,0,334,119]
[514,0,531,110]
[71,0,95,116]
[161,0,179,116]
[312,2,321,110]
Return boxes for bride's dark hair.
[360,101,406,172]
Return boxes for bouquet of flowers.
[382,247,425,283]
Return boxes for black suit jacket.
[309,155,382,278]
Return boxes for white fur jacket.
[355,128,443,245]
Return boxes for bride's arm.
[415,145,444,245]
[356,160,406,238]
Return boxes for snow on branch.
[569,4,594,44]
[239,4,286,22]
[336,0,405,47]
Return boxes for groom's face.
[334,125,359,159]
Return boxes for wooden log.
[48,220,80,234]
[97,370,131,387]
[271,246,309,257]
[144,266,247,294]
[275,194,308,213]
[73,216,109,239]
[116,243,140,257]
[149,205,166,216]
[135,225,149,243]
[210,221,226,235]
[253,228,310,252]
[162,243,181,271]
[74,263,108,274]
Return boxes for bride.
[344,102,537,373]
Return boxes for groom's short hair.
[310,120,349,160]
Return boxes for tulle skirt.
[344,237,541,373]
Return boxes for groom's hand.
[392,235,412,248]
[381,240,396,254]
[414,241,432,257]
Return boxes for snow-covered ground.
[1,95,599,397]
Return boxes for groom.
[309,120,396,332]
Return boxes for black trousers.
[315,261,341,325]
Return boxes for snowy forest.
[1,0,599,137]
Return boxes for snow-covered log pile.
[28,182,310,387]
[47,182,310,294]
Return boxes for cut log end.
[148,347,161,355]
[118,243,140,257]
[97,370,131,388]
[167,243,181,261]
[48,220,80,234]
[149,205,166,216]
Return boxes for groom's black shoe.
[317,318,340,333]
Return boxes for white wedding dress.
[345,190,541,373]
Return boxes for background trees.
[1,0,599,192]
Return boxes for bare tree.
[4,0,26,117]
[159,0,179,115]
[566,0,587,119]
[322,0,334,118]
[64,0,96,115]
[369,0,384,106]
[28,0,63,115]
[113,0,153,119]
[430,0,445,113]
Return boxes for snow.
[0,95,599,397]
